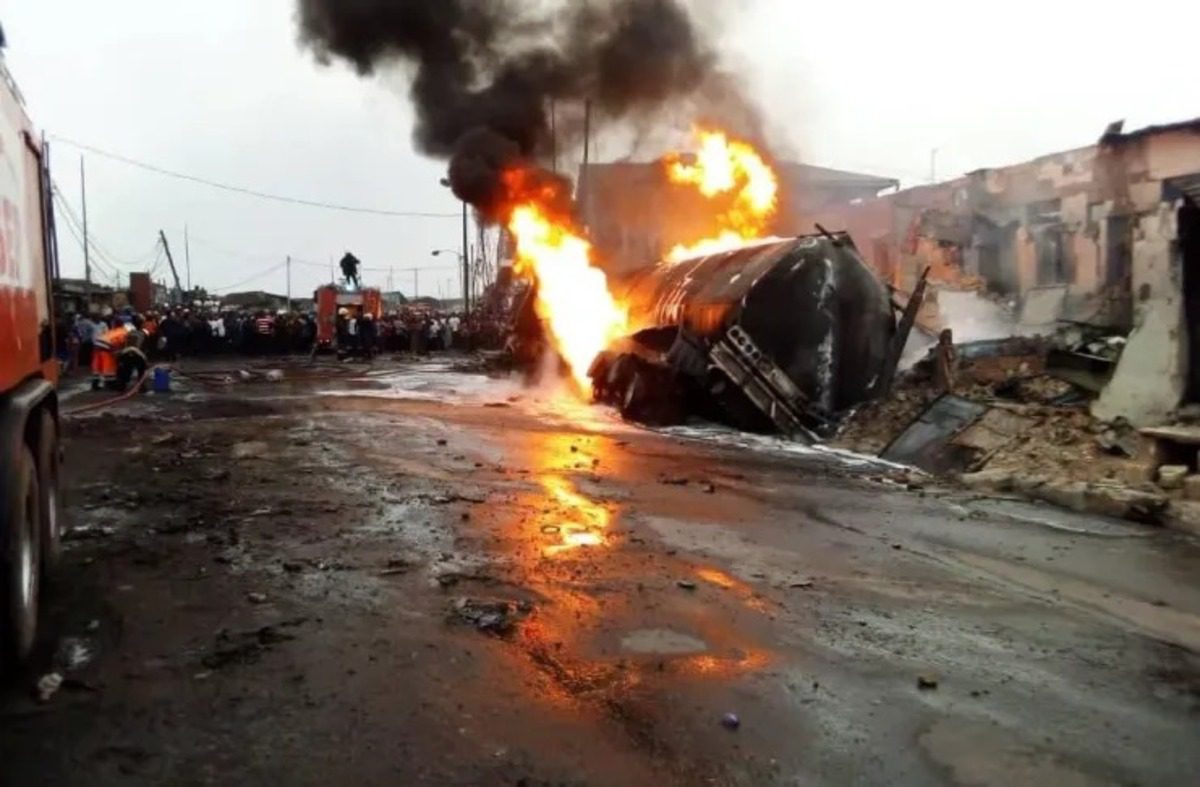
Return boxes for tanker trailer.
[590,231,921,440]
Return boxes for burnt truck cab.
[592,233,915,439]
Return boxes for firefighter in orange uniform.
[91,322,130,390]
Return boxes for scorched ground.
[1,358,1198,786]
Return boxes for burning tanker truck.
[584,233,925,441]
[291,0,923,438]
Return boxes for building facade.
[801,118,1200,425]
[577,161,898,275]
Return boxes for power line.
[52,183,160,272]
[52,191,112,273]
[209,260,289,294]
[51,135,463,219]
[53,194,121,282]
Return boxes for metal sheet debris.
[881,394,988,474]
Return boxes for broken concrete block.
[1184,475,1200,502]
[1168,501,1200,537]
[1083,484,1168,525]
[1035,480,1089,513]
[1157,465,1189,490]
[959,469,1014,493]
[1120,462,1154,487]
[1011,474,1048,495]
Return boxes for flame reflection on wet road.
[522,430,621,558]
[482,417,778,688]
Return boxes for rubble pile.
[832,328,1187,526]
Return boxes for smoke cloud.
[296,0,716,219]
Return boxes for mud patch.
[920,718,1114,787]
[621,628,708,655]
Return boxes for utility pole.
[929,147,940,184]
[460,201,469,314]
[158,229,183,303]
[413,269,418,299]
[387,266,394,292]
[579,99,593,222]
[80,156,90,297]
[286,255,292,309]
[549,98,558,173]
[184,224,192,293]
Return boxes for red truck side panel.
[0,66,54,394]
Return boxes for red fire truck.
[313,284,382,353]
[0,35,61,667]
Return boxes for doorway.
[1181,200,1200,402]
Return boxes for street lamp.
[439,177,470,314]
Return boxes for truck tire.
[37,410,62,573]
[1,443,42,666]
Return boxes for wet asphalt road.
[2,358,1199,786]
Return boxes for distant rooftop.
[580,160,899,198]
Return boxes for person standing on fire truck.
[339,252,362,290]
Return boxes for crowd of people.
[60,306,503,373]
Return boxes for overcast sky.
[2,0,1196,298]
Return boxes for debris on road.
[917,674,939,690]
[201,620,305,670]
[449,598,529,636]
[35,673,64,703]
[720,712,741,731]
[676,579,698,591]
[246,592,268,605]
[231,441,269,460]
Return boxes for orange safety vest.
[91,326,129,377]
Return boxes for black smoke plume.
[297,0,715,220]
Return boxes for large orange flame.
[663,128,779,262]
[505,178,629,392]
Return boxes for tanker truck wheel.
[37,410,62,573]
[620,367,649,421]
[1,443,42,668]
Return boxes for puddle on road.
[322,366,893,476]
[621,628,708,655]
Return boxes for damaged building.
[799,117,1200,428]
[577,160,899,274]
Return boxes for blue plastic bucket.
[152,366,172,393]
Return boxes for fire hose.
[61,368,153,417]
[61,346,395,418]
[63,359,381,415]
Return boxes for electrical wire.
[53,198,122,282]
[209,260,289,293]
[51,134,463,219]
[52,192,121,281]
[52,184,160,272]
